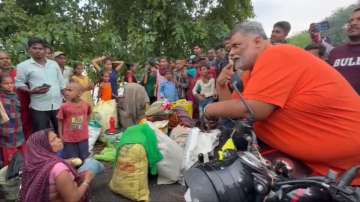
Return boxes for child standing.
[57,82,91,160]
[192,65,216,118]
[98,72,113,101]
[71,63,94,107]
[92,56,123,97]
[160,70,179,102]
[0,75,25,166]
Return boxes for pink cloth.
[49,162,73,183]
[20,130,83,202]
[49,162,75,200]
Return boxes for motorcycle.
[184,75,360,202]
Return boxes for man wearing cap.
[54,51,73,86]
[16,38,65,133]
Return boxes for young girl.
[71,63,94,107]
[98,72,113,101]
[192,64,216,118]
[57,82,92,160]
[92,56,123,97]
[0,74,25,166]
[124,63,137,83]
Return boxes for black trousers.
[30,109,59,133]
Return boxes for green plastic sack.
[94,146,116,162]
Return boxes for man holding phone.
[308,22,333,59]
[16,38,65,133]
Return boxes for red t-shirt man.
[234,44,360,184]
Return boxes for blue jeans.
[199,97,214,119]
[62,140,90,160]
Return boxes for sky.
[252,0,358,37]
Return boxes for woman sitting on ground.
[20,129,94,202]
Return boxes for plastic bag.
[150,120,169,134]
[6,152,22,180]
[109,144,149,201]
[94,146,116,162]
[183,128,200,171]
[148,122,183,184]
[88,121,102,154]
[173,99,193,118]
[92,99,118,131]
[0,166,20,201]
[78,158,105,175]
[170,125,191,149]
[183,128,220,171]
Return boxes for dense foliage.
[0,0,253,65]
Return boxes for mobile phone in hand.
[41,83,51,88]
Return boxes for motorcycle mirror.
[338,165,360,188]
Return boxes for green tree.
[289,4,357,48]
[288,32,311,48]
[0,0,254,69]
[323,4,358,45]
[99,0,253,60]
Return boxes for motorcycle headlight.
[184,156,256,202]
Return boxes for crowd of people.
[0,6,360,202]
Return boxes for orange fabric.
[237,45,360,184]
[241,70,250,86]
[100,82,112,101]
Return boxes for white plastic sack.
[182,128,220,171]
[147,122,184,184]
[92,99,118,131]
[0,166,20,201]
[0,166,8,185]
[92,84,99,105]
[170,125,191,149]
[88,122,102,154]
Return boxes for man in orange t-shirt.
[206,21,360,184]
